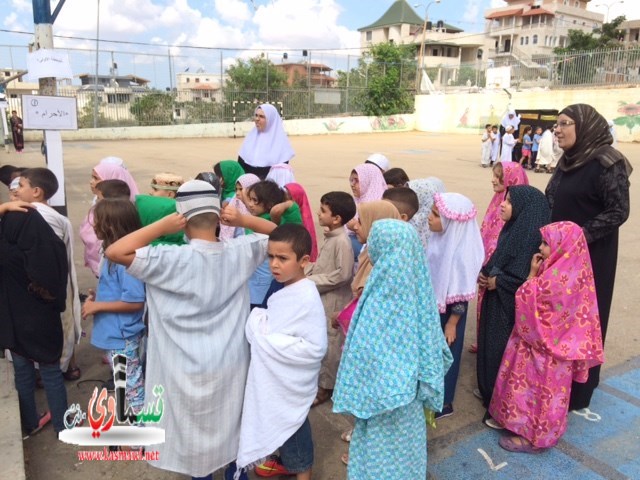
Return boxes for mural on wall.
[613,101,640,134]
[370,115,407,131]
[458,107,469,127]
[323,119,345,132]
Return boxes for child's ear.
[300,254,311,267]
[333,214,343,227]
[400,213,409,222]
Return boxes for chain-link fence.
[2,42,638,128]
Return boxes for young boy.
[236,224,327,480]
[481,123,493,168]
[0,200,69,435]
[16,168,82,381]
[382,187,419,221]
[305,191,356,407]
[106,180,275,479]
[490,125,500,165]
[520,126,533,169]
[532,126,542,171]
[95,179,131,200]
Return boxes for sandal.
[341,452,349,466]
[63,366,82,381]
[311,388,333,408]
[25,411,51,437]
[499,435,543,454]
[341,429,352,442]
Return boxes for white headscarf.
[427,193,484,313]
[408,177,446,251]
[238,104,295,168]
[265,163,296,188]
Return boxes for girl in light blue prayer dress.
[333,219,452,480]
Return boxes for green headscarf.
[135,195,185,246]
[218,160,245,201]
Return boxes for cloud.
[252,0,359,49]
[214,0,251,26]
[489,0,503,8]
[463,0,481,24]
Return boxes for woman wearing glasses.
[238,104,295,179]
[545,104,632,415]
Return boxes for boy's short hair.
[319,191,356,225]
[485,123,491,128]
[187,212,219,230]
[96,179,131,199]
[383,168,410,188]
[269,223,312,260]
[382,187,419,220]
[492,125,498,129]
[247,180,284,211]
[20,168,59,200]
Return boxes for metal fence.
[2,42,639,128]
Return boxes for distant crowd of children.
[0,103,626,479]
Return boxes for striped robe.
[128,234,268,477]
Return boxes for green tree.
[552,16,627,86]
[336,42,416,116]
[225,55,287,103]
[130,92,174,126]
[183,100,223,124]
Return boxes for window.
[4,71,10,77]
[366,31,372,41]
[107,93,130,104]
[533,34,538,44]
[186,78,190,83]
[520,37,524,45]
[525,36,529,45]
[432,48,439,56]
[195,78,200,83]
[447,47,452,57]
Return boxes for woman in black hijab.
[477,185,551,423]
[545,104,632,412]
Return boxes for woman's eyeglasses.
[556,120,575,129]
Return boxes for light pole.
[414,0,441,91]
[93,0,100,128]
[595,0,624,24]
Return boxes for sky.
[1,0,637,88]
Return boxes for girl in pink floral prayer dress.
[489,221,604,453]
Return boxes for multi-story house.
[484,0,604,63]
[274,63,336,88]
[358,0,492,86]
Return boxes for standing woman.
[10,110,24,153]
[477,185,550,425]
[545,104,632,413]
[238,104,294,179]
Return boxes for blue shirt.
[532,133,542,152]
[91,260,146,350]
[523,134,532,151]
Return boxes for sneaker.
[483,414,504,430]
[435,404,454,420]
[254,456,294,477]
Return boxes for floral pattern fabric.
[489,221,604,448]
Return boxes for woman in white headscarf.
[238,104,295,179]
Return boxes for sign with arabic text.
[27,49,73,81]
[22,95,78,130]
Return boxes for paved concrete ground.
[1,131,638,480]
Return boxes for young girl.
[265,163,296,188]
[82,198,146,416]
[213,160,245,204]
[520,126,533,169]
[472,162,528,353]
[219,173,260,241]
[427,193,484,419]
[477,185,550,427]
[275,183,318,261]
[336,200,401,465]
[489,221,604,452]
[347,164,388,259]
[333,220,452,480]
[407,177,446,252]
[79,160,139,277]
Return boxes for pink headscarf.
[285,183,318,262]
[517,221,604,376]
[353,163,387,204]
[479,162,528,264]
[94,162,140,202]
[219,173,260,241]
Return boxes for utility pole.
[32,0,68,214]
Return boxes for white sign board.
[22,95,78,130]
[27,49,73,81]
[486,66,511,89]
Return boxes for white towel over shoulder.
[237,278,327,470]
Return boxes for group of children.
[481,122,561,173]
[0,147,606,478]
